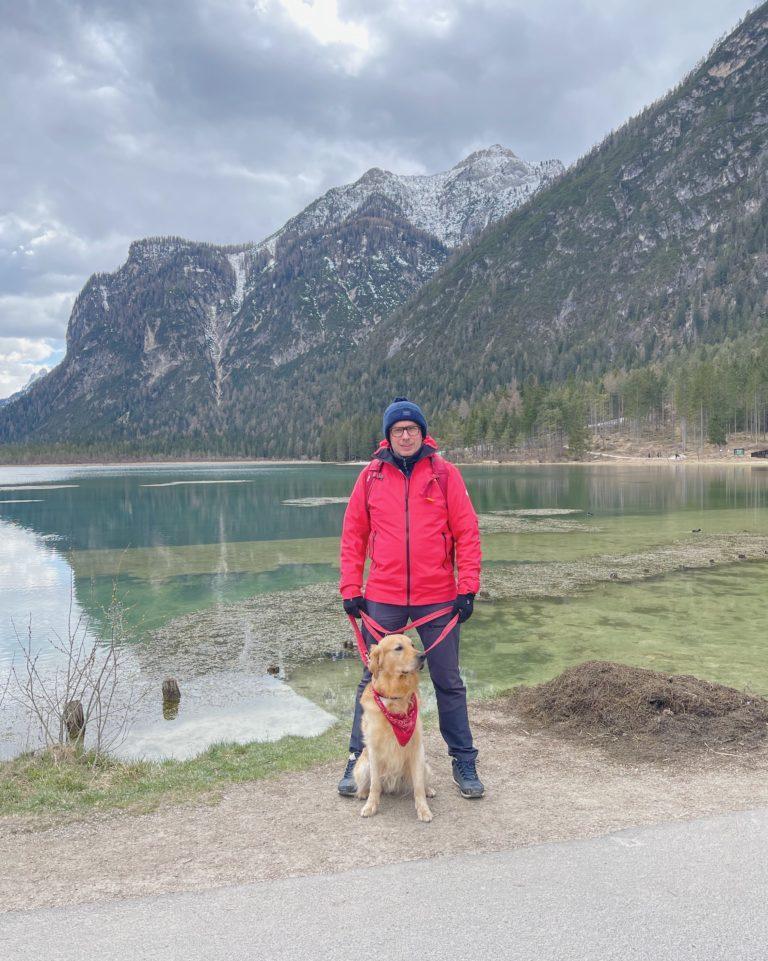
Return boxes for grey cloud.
[0,0,751,361]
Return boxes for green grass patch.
[0,724,348,822]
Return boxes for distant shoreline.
[1,454,767,470]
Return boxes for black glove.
[343,595,367,619]
[452,593,475,623]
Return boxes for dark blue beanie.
[382,397,427,440]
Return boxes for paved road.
[2,807,767,961]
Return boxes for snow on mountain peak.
[454,144,519,167]
[262,145,564,251]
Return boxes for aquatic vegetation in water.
[144,533,768,682]
[282,497,350,507]
[70,536,339,580]
[146,581,345,676]
[481,532,768,600]
[478,514,595,534]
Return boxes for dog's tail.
[353,751,370,797]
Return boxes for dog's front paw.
[426,786,436,798]
[361,800,379,818]
[416,802,433,822]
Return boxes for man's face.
[389,420,422,457]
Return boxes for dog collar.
[372,690,418,746]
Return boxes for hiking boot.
[337,752,360,796]
[452,757,484,799]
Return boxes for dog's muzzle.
[418,653,427,671]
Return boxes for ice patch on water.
[139,480,251,488]
[490,508,583,516]
[0,485,79,491]
[282,496,350,507]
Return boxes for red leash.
[346,606,459,668]
[346,606,460,746]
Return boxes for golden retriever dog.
[353,633,435,822]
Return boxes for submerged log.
[63,700,85,742]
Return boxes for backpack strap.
[427,453,449,503]
[363,459,384,512]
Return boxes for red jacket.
[339,438,482,606]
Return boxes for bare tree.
[0,660,10,710]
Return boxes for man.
[338,397,484,799]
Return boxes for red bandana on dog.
[372,690,418,746]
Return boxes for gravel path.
[3,702,768,912]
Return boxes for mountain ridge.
[0,145,562,443]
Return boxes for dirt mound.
[508,661,768,760]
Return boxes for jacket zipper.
[404,474,411,606]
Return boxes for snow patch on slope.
[227,251,248,313]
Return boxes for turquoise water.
[1,462,767,759]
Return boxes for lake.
[1,461,767,760]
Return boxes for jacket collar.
[374,436,438,470]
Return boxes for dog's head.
[368,634,424,696]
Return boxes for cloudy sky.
[0,0,751,395]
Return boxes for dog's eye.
[395,645,403,651]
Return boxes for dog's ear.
[368,644,381,677]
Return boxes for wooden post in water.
[162,677,181,702]
[64,700,85,743]
[162,677,181,720]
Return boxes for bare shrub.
[7,582,140,761]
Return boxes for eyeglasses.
[391,426,421,438]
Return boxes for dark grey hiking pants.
[347,600,478,762]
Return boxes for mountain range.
[0,146,561,451]
[1,2,767,458]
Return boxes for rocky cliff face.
[0,147,561,446]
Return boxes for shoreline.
[1,454,767,470]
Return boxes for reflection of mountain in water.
[0,466,357,552]
[3,466,768,561]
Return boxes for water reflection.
[0,519,94,663]
[116,673,335,762]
